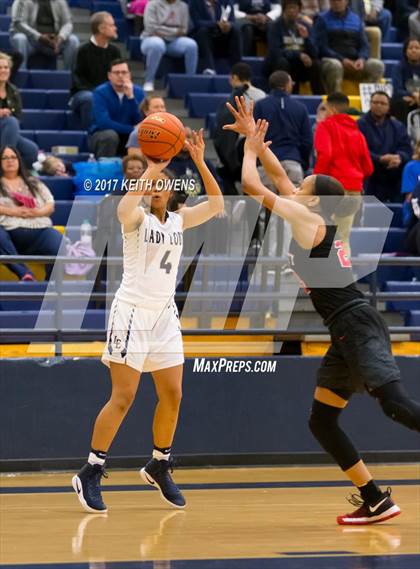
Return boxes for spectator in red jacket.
[314,92,373,256]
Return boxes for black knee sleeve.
[309,400,360,471]
[373,381,420,433]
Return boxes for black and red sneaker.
[337,487,401,525]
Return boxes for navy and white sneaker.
[72,463,108,513]
[140,458,186,509]
[337,487,401,525]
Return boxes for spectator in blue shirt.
[264,0,324,94]
[391,38,420,125]
[358,91,413,202]
[401,141,420,205]
[89,59,144,158]
[189,0,242,74]
[314,0,384,94]
[404,180,420,256]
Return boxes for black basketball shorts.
[317,304,401,395]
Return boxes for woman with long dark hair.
[225,97,420,525]
[0,146,62,280]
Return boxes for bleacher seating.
[0,14,10,31]
[0,4,417,344]
[51,200,97,225]
[39,177,75,200]
[384,282,420,312]
[363,203,403,229]
[350,228,406,255]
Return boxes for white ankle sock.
[88,452,105,466]
[152,449,170,461]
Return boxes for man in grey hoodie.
[10,0,79,70]
[141,0,198,91]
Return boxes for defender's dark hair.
[230,62,252,83]
[314,175,359,218]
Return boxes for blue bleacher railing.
[1,255,420,342]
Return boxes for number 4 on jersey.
[160,250,172,274]
[334,240,352,268]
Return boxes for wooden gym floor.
[1,464,419,568]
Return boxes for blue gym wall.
[1,357,419,470]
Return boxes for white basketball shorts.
[101,297,184,373]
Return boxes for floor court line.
[1,478,419,494]
[1,467,419,568]
[2,556,420,568]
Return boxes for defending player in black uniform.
[225,97,420,525]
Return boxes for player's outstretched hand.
[244,119,271,155]
[223,96,255,136]
[184,128,205,165]
[144,157,171,187]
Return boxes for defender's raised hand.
[223,95,256,136]
[244,119,271,156]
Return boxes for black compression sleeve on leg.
[372,381,420,432]
[309,400,361,471]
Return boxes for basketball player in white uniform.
[72,130,224,512]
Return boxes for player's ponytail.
[314,175,359,218]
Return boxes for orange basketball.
[138,112,186,160]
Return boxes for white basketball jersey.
[115,209,183,308]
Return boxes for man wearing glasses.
[89,59,144,159]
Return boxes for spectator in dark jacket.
[314,0,384,94]
[235,0,279,56]
[314,92,373,256]
[70,12,121,130]
[391,38,420,125]
[264,0,324,94]
[89,59,144,158]
[189,0,242,74]
[0,52,38,168]
[358,91,412,202]
[254,70,312,183]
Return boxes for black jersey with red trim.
[288,223,364,321]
